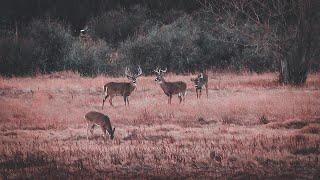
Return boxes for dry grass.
[0,71,320,179]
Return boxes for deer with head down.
[85,111,115,140]
[154,68,187,104]
[191,72,208,98]
[102,66,142,108]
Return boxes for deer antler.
[80,26,88,33]
[160,68,167,73]
[125,67,133,78]
[154,67,160,74]
[135,66,143,77]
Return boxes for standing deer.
[85,111,115,140]
[191,73,208,98]
[102,66,142,108]
[154,68,187,104]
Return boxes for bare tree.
[277,0,319,84]
[199,0,319,85]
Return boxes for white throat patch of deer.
[191,73,208,99]
[154,68,187,104]
[102,66,142,108]
[85,111,115,140]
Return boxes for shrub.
[65,38,113,76]
[87,5,149,46]
[197,11,276,71]
[27,19,73,73]
[242,48,276,73]
[0,37,36,76]
[119,15,255,74]
[120,15,203,74]
[196,32,238,70]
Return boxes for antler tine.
[153,67,160,74]
[125,67,132,77]
[135,66,143,77]
[160,68,167,73]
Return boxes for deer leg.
[102,94,109,109]
[205,84,208,98]
[123,96,127,106]
[199,88,202,98]
[90,124,95,135]
[109,96,114,107]
[196,89,199,99]
[101,126,108,140]
[178,94,182,103]
[86,123,90,140]
[127,96,129,106]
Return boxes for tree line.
[0,0,319,84]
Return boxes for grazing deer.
[102,66,142,108]
[191,73,208,98]
[154,68,187,104]
[85,111,115,140]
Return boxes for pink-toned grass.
[0,72,319,178]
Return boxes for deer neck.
[129,82,137,91]
[106,125,113,135]
[159,78,168,89]
[130,82,136,86]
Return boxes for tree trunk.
[279,0,313,85]
[279,59,289,84]
[15,21,19,41]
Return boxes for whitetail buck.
[191,73,208,98]
[102,66,142,108]
[154,68,187,104]
[85,111,115,140]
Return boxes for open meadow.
[0,72,320,179]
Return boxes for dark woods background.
[0,0,319,84]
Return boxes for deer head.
[125,66,143,84]
[154,67,167,83]
[191,73,206,89]
[198,73,204,79]
[107,127,116,140]
[80,26,88,34]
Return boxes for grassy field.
[0,72,320,179]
